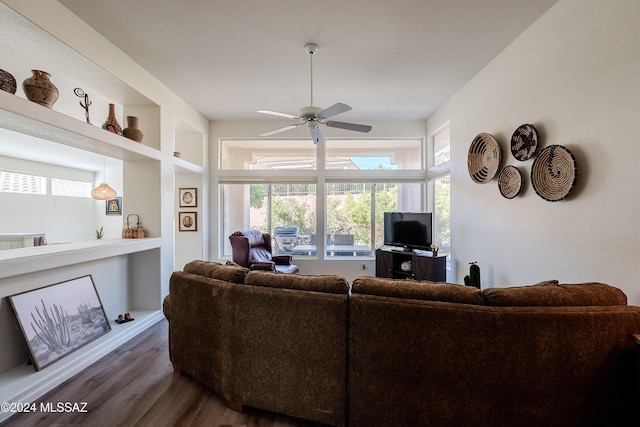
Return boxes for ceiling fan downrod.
[305,43,318,107]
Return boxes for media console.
[375,248,446,282]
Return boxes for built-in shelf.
[0,90,161,163]
[173,156,204,174]
[0,238,161,280]
[0,3,206,422]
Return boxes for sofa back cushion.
[481,282,627,306]
[183,260,248,284]
[352,276,486,305]
[244,271,349,294]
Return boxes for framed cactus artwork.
[8,275,111,371]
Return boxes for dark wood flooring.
[1,319,329,427]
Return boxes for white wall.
[174,173,204,269]
[426,0,640,304]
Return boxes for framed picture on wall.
[179,212,197,232]
[8,275,111,371]
[179,188,197,207]
[106,197,122,215]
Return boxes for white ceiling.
[58,0,558,122]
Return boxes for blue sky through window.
[350,156,397,170]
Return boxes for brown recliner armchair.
[229,230,299,274]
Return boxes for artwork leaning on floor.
[8,275,111,371]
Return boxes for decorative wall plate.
[468,133,501,184]
[511,124,539,161]
[531,145,577,202]
[498,165,522,199]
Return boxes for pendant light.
[91,157,117,200]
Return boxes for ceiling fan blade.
[318,102,352,119]
[260,124,300,136]
[310,126,325,144]
[257,109,298,119]
[325,120,372,133]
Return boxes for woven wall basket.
[511,123,538,161]
[468,133,501,184]
[498,165,522,199]
[531,144,577,202]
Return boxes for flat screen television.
[383,212,433,251]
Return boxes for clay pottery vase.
[123,116,144,142]
[102,103,122,135]
[0,68,17,94]
[22,70,58,108]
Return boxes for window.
[324,181,422,257]
[326,183,373,257]
[220,140,317,170]
[220,183,317,257]
[0,170,46,195]
[433,175,450,252]
[428,123,451,256]
[219,138,426,259]
[433,126,450,167]
[51,177,91,197]
[325,139,421,170]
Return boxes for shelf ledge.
[0,91,161,162]
[0,238,161,280]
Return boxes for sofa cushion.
[352,276,486,305]
[244,270,349,294]
[183,260,249,284]
[481,282,627,306]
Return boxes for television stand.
[375,248,446,282]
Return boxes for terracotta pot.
[102,103,122,135]
[22,70,58,108]
[123,116,144,142]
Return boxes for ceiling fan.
[258,43,372,144]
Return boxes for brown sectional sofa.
[164,260,349,427]
[163,261,640,427]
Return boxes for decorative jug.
[123,116,144,142]
[22,70,58,108]
[102,103,122,135]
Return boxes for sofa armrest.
[162,295,170,321]
[250,261,276,272]
[272,255,292,265]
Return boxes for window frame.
[217,137,428,259]
[427,122,451,270]
[0,169,47,195]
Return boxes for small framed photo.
[179,188,197,207]
[106,197,122,215]
[179,212,197,232]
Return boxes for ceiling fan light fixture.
[257,42,372,142]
